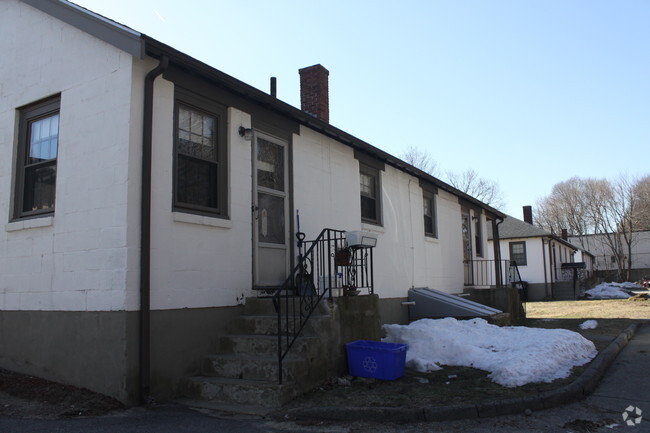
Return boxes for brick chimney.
[299,64,329,123]
[523,206,533,225]
[561,229,568,240]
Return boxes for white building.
[1,0,505,404]
[487,208,579,301]
[569,231,650,281]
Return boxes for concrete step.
[177,398,274,417]
[201,353,307,382]
[183,376,299,407]
[554,283,578,300]
[244,296,330,316]
[219,334,320,355]
[228,314,330,336]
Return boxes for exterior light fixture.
[238,126,253,141]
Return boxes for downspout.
[140,55,169,404]
[542,237,548,298]
[548,239,554,298]
[492,217,504,287]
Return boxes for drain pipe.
[542,237,549,298]
[492,217,504,286]
[140,55,168,404]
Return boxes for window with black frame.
[509,241,527,266]
[359,164,381,225]
[423,192,437,237]
[14,96,60,219]
[173,90,227,217]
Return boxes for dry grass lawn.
[525,298,650,320]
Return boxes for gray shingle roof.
[489,216,551,239]
[488,216,578,250]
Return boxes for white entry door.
[253,132,290,288]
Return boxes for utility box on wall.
[345,231,378,248]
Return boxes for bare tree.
[535,174,650,281]
[399,147,505,209]
[631,176,650,231]
[401,146,438,176]
[535,177,590,237]
[446,169,506,210]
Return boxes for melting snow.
[579,320,598,330]
[383,318,597,387]
[584,282,643,299]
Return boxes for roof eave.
[142,36,505,219]
[23,0,144,58]
[489,233,578,251]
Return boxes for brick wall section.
[523,205,533,225]
[299,64,329,123]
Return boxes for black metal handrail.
[508,260,524,286]
[464,259,523,288]
[272,228,374,384]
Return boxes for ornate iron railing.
[272,228,374,384]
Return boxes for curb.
[276,323,641,423]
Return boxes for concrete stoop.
[553,282,579,300]
[182,297,332,408]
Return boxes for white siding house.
[569,231,650,281]
[487,212,578,301]
[1,0,505,404]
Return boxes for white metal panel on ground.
[408,287,501,319]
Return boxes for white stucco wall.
[1,0,494,313]
[146,76,256,309]
[0,0,135,311]
[293,126,481,297]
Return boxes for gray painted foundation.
[331,294,382,376]
[463,287,525,321]
[0,298,389,405]
[150,305,243,400]
[0,310,139,404]
[0,305,244,405]
[377,297,409,325]
[526,283,549,301]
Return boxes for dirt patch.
[525,299,650,319]
[283,364,586,411]
[562,418,616,433]
[0,369,125,419]
[280,318,637,412]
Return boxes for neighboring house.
[0,0,505,405]
[569,231,650,281]
[573,247,595,279]
[487,207,579,301]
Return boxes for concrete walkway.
[586,322,650,423]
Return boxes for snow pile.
[616,281,645,290]
[579,320,598,330]
[584,282,643,299]
[383,318,597,388]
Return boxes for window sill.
[5,216,54,232]
[361,222,385,234]
[172,212,232,229]
[425,235,439,243]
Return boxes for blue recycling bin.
[345,340,408,380]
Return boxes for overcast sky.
[73,0,650,218]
